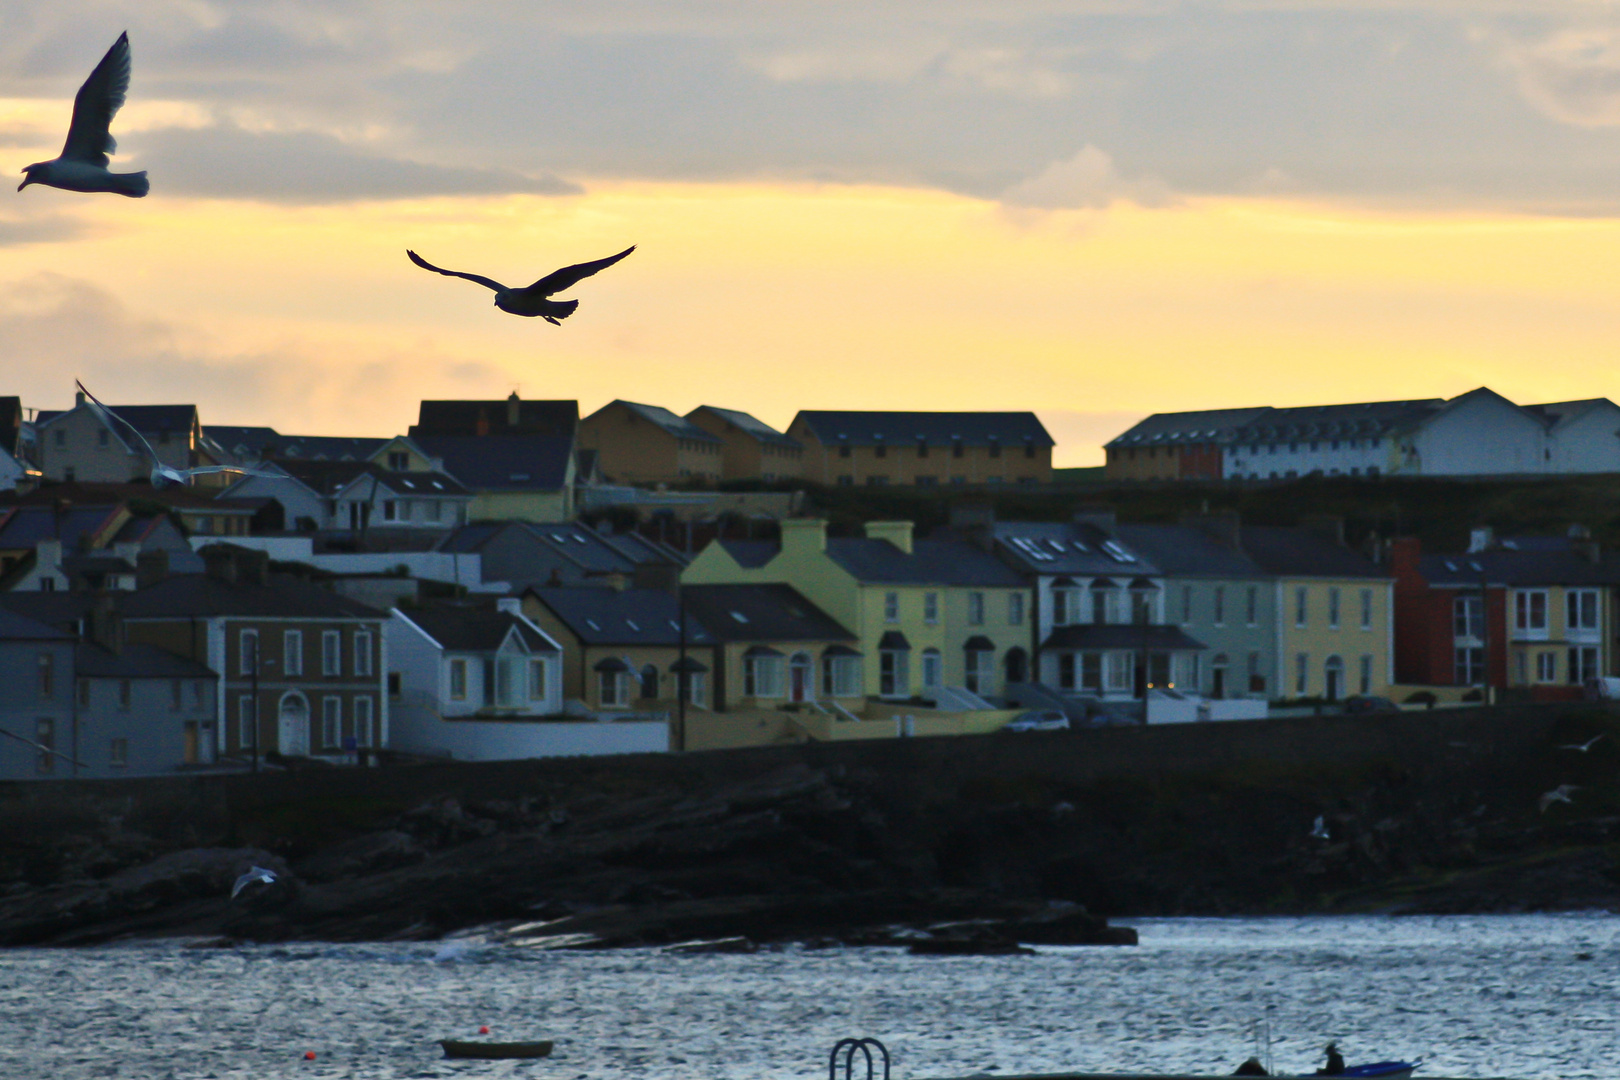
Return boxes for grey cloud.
[131,124,579,203]
[0,213,89,247]
[1499,25,1620,128]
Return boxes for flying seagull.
[406,246,635,323]
[19,32,149,197]
[1309,815,1331,840]
[1558,734,1606,753]
[231,866,277,899]
[1539,784,1581,814]
[75,380,278,489]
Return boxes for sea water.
[0,914,1613,1079]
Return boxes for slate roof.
[1043,625,1207,651]
[272,460,470,498]
[398,607,558,653]
[0,592,97,631]
[1418,542,1620,587]
[608,401,722,443]
[1112,524,1260,578]
[991,522,1150,576]
[272,435,388,462]
[412,398,578,439]
[526,587,712,646]
[825,537,1026,586]
[1104,407,1271,448]
[437,522,682,572]
[793,411,1054,448]
[1524,399,1620,428]
[75,642,215,678]
[690,406,801,448]
[1239,526,1388,580]
[0,607,74,642]
[713,540,777,568]
[38,403,196,434]
[119,574,386,620]
[413,435,573,491]
[682,584,854,643]
[1228,400,1446,445]
[0,505,125,550]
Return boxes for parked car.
[1005,710,1070,732]
[1342,695,1399,715]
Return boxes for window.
[449,658,468,700]
[35,719,53,775]
[685,671,708,707]
[388,451,409,470]
[965,648,991,695]
[884,592,900,623]
[238,695,257,752]
[1248,651,1264,694]
[284,631,303,676]
[1515,591,1548,634]
[426,500,441,523]
[37,653,53,698]
[968,592,985,626]
[1295,587,1308,628]
[1359,655,1373,695]
[1008,593,1025,626]
[1295,653,1309,695]
[1328,588,1341,629]
[823,655,862,697]
[118,680,132,710]
[923,592,939,624]
[1569,646,1600,685]
[921,648,942,689]
[239,630,259,674]
[1213,587,1225,626]
[528,659,548,701]
[388,672,402,698]
[382,500,399,522]
[1246,586,1258,626]
[1105,652,1133,692]
[322,631,341,676]
[1053,587,1077,627]
[1058,652,1076,690]
[1454,647,1484,685]
[1360,588,1373,630]
[353,631,373,677]
[1081,653,1103,692]
[880,649,910,696]
[599,670,628,707]
[838,444,851,458]
[321,697,341,748]
[746,655,785,697]
[109,739,127,768]
[353,696,374,747]
[1567,590,1600,632]
[1536,651,1558,682]
[1181,586,1193,623]
[1453,596,1483,640]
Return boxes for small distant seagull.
[19,32,149,197]
[1540,784,1581,814]
[75,380,278,489]
[231,866,277,899]
[406,246,635,323]
[1309,815,1331,840]
[1558,734,1607,753]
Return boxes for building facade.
[787,412,1054,487]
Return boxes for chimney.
[35,538,62,582]
[1183,509,1241,550]
[496,596,522,615]
[88,593,122,655]
[1389,536,1423,580]
[781,518,828,556]
[239,548,271,586]
[75,389,85,407]
[1301,514,1345,546]
[865,520,914,554]
[1071,505,1117,535]
[507,391,520,428]
[1467,526,1495,554]
[135,548,169,590]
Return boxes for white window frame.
[1358,654,1372,695]
[921,648,943,689]
[284,630,304,676]
[449,658,468,700]
[824,656,862,697]
[1567,589,1600,633]
[1328,587,1340,630]
[923,592,939,624]
[880,649,910,697]
[353,631,373,676]
[1295,652,1309,695]
[528,658,548,701]
[1515,590,1549,638]
[1536,651,1557,683]
[1359,588,1373,630]
[238,694,256,752]
[746,656,786,698]
[1295,587,1308,629]
[239,629,259,675]
[321,630,341,676]
[967,592,985,626]
[321,696,341,748]
[1008,592,1025,626]
[1246,586,1258,626]
[599,670,629,708]
[1104,652,1132,692]
[353,696,374,747]
[884,592,900,623]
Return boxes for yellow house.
[1244,525,1396,701]
[579,401,724,485]
[683,519,1031,703]
[786,412,1054,487]
[684,406,805,483]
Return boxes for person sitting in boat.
[1315,1043,1345,1076]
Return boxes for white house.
[388,601,668,760]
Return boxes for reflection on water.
[0,915,1613,1079]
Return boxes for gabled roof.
[1111,523,1260,579]
[396,606,558,654]
[75,642,216,678]
[1105,407,1271,448]
[1419,539,1620,587]
[689,406,801,448]
[412,435,573,492]
[793,411,1054,448]
[826,537,1026,586]
[713,540,777,568]
[991,522,1152,576]
[526,587,712,646]
[120,574,386,620]
[1239,526,1388,580]
[1523,399,1620,429]
[1229,400,1445,444]
[412,398,578,439]
[333,469,470,499]
[597,401,722,443]
[38,403,197,434]
[0,607,74,642]
[271,435,389,462]
[0,504,126,552]
[682,584,854,643]
[436,521,681,572]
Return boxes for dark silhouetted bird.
[406,246,634,323]
[19,32,149,197]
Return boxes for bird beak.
[16,176,29,191]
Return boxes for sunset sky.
[6,3,1620,465]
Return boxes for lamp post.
[249,631,260,773]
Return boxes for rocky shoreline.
[0,704,1616,948]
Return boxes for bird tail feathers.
[113,171,149,198]
[550,299,579,321]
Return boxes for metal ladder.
[829,1039,889,1080]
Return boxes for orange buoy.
[479,1026,490,1035]
[304,1051,316,1060]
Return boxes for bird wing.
[76,380,161,465]
[526,246,635,296]
[406,250,507,292]
[179,465,281,480]
[61,32,132,166]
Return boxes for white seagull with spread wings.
[19,32,149,197]
[75,381,279,489]
[406,246,635,324]
[231,866,277,899]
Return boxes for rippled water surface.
[0,915,1615,1079]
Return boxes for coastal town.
[3,385,1619,780]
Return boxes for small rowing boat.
[439,1039,554,1060]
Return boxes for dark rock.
[293,831,425,883]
